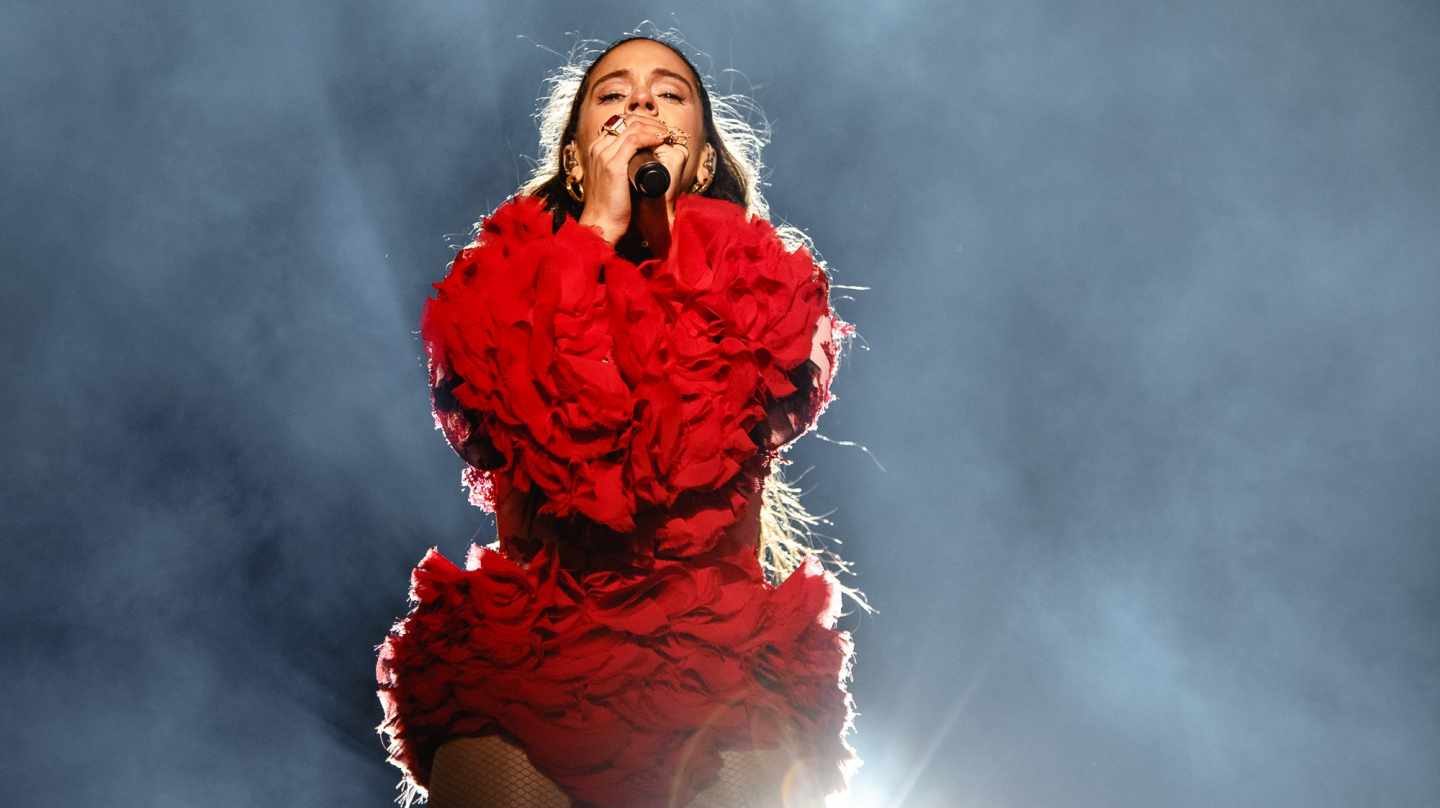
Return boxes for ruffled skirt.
[375,541,859,808]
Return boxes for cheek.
[577,106,607,142]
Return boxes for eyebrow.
[590,67,695,96]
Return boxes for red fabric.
[377,193,858,807]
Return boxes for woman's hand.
[577,113,691,247]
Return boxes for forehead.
[590,40,693,82]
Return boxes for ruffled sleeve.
[651,194,851,452]
[428,362,503,472]
[760,307,854,451]
[419,194,632,522]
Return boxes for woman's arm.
[760,309,842,450]
[419,193,619,483]
[429,359,504,471]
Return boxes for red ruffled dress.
[375,192,859,807]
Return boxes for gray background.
[4,1,1437,806]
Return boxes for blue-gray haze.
[3,1,1437,806]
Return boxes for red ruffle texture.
[377,542,858,808]
[419,193,845,535]
[381,193,860,807]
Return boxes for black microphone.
[629,149,670,198]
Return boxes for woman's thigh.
[426,737,829,808]
[688,748,828,808]
[427,736,571,808]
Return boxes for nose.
[627,86,658,115]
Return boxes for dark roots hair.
[525,35,747,229]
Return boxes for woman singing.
[376,32,864,808]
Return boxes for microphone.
[629,148,670,198]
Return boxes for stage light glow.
[825,787,882,808]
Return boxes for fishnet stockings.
[428,736,570,807]
[425,735,827,808]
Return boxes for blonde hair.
[510,24,868,611]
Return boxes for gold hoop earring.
[565,174,584,203]
[689,151,716,194]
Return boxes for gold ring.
[664,128,690,148]
[602,114,626,136]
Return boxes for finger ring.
[664,128,690,148]
[602,114,626,136]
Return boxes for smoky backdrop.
[4,2,1437,806]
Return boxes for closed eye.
[598,91,686,102]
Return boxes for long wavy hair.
[497,26,865,608]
